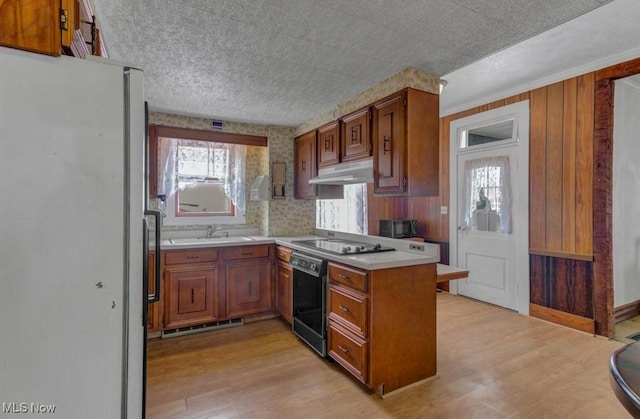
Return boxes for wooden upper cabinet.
[318,121,341,167]
[373,88,439,197]
[341,107,372,162]
[373,93,405,195]
[0,0,79,56]
[294,130,317,199]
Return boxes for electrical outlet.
[440,206,448,215]
[409,243,425,251]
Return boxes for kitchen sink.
[169,236,254,245]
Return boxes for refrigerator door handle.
[145,209,162,304]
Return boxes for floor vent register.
[161,318,243,339]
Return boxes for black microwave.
[379,219,417,238]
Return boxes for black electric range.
[291,238,395,256]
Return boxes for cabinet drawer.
[328,284,367,337]
[164,248,218,265]
[329,263,368,292]
[276,246,292,263]
[328,322,368,384]
[224,244,270,260]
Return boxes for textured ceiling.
[91,0,613,126]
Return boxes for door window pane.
[461,119,515,148]
[461,156,512,234]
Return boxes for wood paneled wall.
[529,75,594,258]
[530,254,593,319]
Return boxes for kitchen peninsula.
[158,230,440,396]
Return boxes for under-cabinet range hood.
[309,158,373,185]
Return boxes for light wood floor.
[146,292,631,418]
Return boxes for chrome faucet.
[206,226,228,238]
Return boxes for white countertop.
[159,235,273,249]
[158,229,439,270]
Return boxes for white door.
[449,101,530,314]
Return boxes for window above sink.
[149,124,268,227]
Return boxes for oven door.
[291,263,327,357]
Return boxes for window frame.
[148,124,267,226]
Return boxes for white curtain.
[157,137,247,215]
[460,155,512,234]
[157,137,178,199]
[222,143,246,216]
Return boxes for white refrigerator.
[0,46,156,418]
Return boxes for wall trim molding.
[615,300,640,324]
[530,304,595,334]
[528,248,593,262]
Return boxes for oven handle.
[290,265,323,277]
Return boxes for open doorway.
[613,74,640,342]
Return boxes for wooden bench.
[436,263,469,283]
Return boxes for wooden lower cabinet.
[328,283,367,336]
[276,246,293,323]
[276,260,292,323]
[163,265,218,329]
[327,261,437,396]
[225,259,272,318]
[160,244,276,332]
[162,248,219,330]
[328,321,368,384]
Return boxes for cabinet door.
[318,121,340,167]
[373,93,406,195]
[164,265,218,329]
[341,108,372,162]
[276,260,292,324]
[226,260,272,318]
[0,0,62,56]
[294,131,317,199]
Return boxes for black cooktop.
[291,238,395,256]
